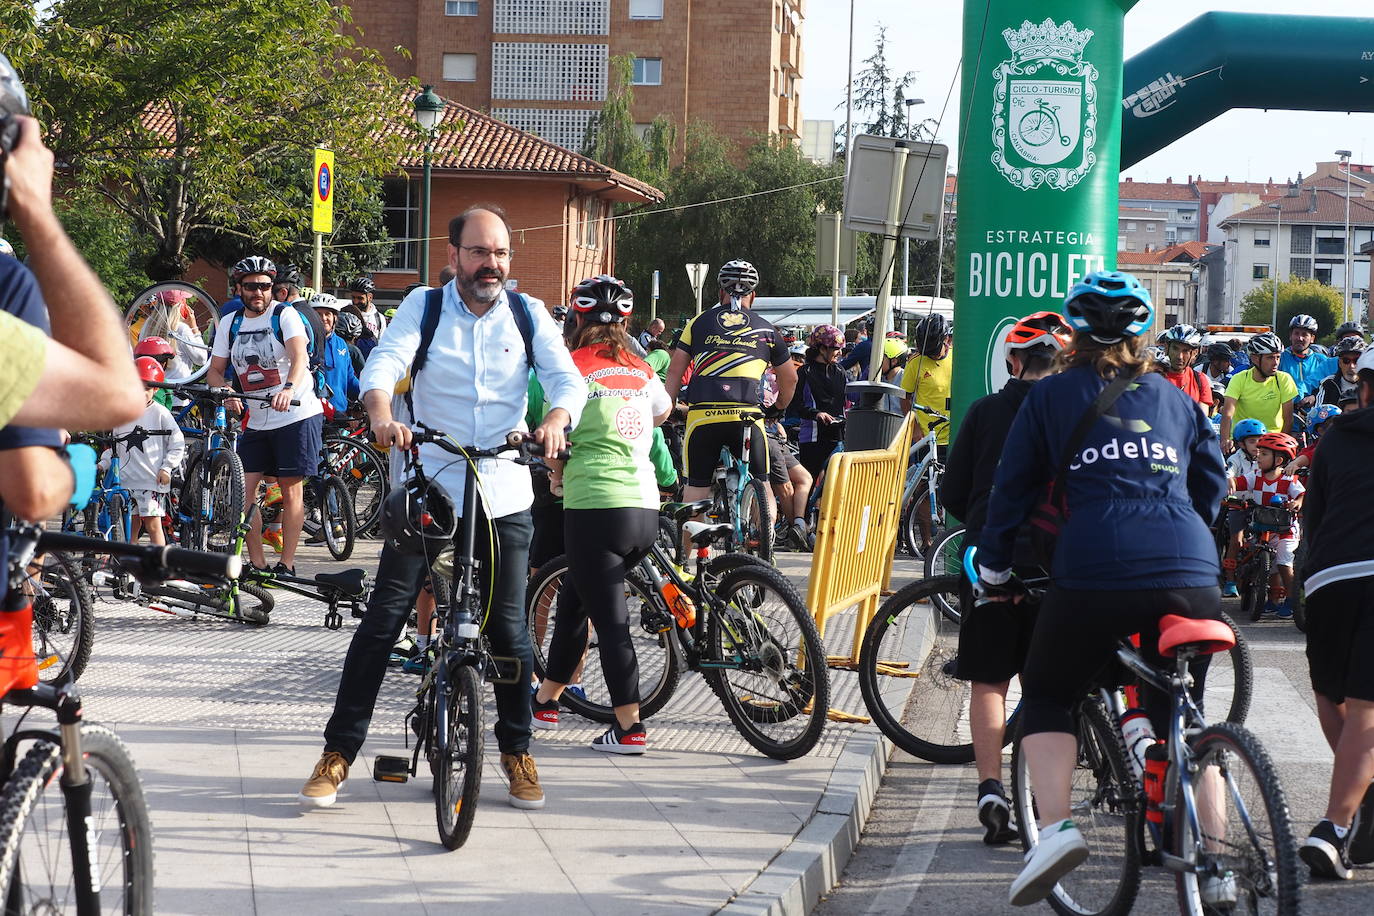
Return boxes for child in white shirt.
[115,359,186,545]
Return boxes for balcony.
[780,29,800,74]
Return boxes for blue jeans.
[323,510,535,761]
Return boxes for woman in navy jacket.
[975,271,1226,906]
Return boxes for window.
[632,57,661,86]
[1165,280,1186,306]
[1126,220,1137,231]
[1315,266,1333,285]
[1316,228,1346,255]
[383,178,420,271]
[633,122,652,140]
[492,42,608,101]
[1290,257,1312,279]
[1145,222,1156,232]
[629,0,663,19]
[493,107,598,150]
[1253,228,1270,247]
[581,198,604,248]
[1165,229,1177,243]
[1125,240,1136,251]
[1252,263,1269,280]
[1289,224,1312,254]
[445,0,478,14]
[442,53,477,81]
[494,0,608,34]
[1180,212,1195,222]
[1140,278,1153,294]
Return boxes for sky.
[801,0,1374,183]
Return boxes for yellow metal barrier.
[805,413,915,668]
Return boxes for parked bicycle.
[526,498,829,760]
[899,405,948,559]
[372,424,559,850]
[0,523,239,915]
[321,423,389,538]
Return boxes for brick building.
[343,0,804,155]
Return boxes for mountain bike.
[923,523,965,623]
[0,523,239,915]
[899,406,947,558]
[171,386,254,553]
[526,499,829,760]
[855,573,1252,766]
[705,410,773,564]
[372,424,559,850]
[257,469,357,562]
[321,426,389,537]
[2,533,93,686]
[1009,613,1300,915]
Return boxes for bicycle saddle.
[1157,614,1235,658]
[663,500,712,522]
[682,521,731,547]
[315,568,368,599]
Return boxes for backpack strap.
[508,292,537,370]
[404,287,445,416]
[1050,369,1138,485]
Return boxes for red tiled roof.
[1119,179,1198,201]
[1119,207,1166,219]
[1116,251,1162,265]
[1304,173,1373,190]
[1223,188,1374,225]
[392,89,662,203]
[1116,241,1215,266]
[140,90,663,205]
[1195,180,1283,195]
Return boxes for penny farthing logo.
[317,162,332,202]
[991,18,1098,191]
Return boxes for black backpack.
[404,287,537,413]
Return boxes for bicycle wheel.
[1176,722,1300,916]
[323,436,389,536]
[0,725,153,915]
[318,475,357,561]
[525,556,679,723]
[1241,550,1271,623]
[105,494,128,542]
[1200,613,1253,727]
[434,662,483,850]
[24,552,95,685]
[143,581,273,625]
[922,525,965,624]
[206,449,245,553]
[702,563,828,759]
[857,575,977,764]
[901,481,934,560]
[738,477,774,564]
[1011,699,1143,916]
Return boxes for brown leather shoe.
[500,752,545,809]
[299,751,349,808]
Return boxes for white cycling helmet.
[0,237,12,257]
[309,292,342,312]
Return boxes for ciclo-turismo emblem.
[991,18,1099,191]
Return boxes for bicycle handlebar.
[410,423,570,462]
[10,526,241,582]
[165,384,299,407]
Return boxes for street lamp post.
[1337,149,1353,324]
[413,85,446,286]
[1268,201,1282,329]
[901,98,924,301]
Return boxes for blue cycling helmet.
[1231,417,1266,442]
[1064,270,1154,343]
[1308,404,1341,436]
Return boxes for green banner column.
[951,2,1131,427]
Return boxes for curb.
[718,725,892,916]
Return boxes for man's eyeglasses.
[459,245,512,261]
[241,281,273,292]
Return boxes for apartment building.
[345,0,804,154]
[1118,207,1167,252]
[1119,177,1201,243]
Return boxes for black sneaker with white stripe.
[1301,818,1353,880]
[591,722,646,755]
[977,778,1020,845]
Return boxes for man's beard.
[459,266,505,304]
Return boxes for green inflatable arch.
[951,6,1374,425]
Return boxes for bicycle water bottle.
[660,581,696,629]
[1118,708,1156,779]
[1142,743,1170,826]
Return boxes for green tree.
[1239,276,1342,337]
[2,0,410,281]
[585,56,648,181]
[837,24,916,149]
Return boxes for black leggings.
[1020,585,1221,738]
[544,507,659,707]
[798,439,841,481]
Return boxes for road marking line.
[863,764,965,914]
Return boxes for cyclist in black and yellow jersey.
[664,260,797,513]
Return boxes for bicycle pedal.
[324,610,344,630]
[484,655,522,684]
[372,755,411,784]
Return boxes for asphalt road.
[814,599,1372,914]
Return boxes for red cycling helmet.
[1005,311,1072,357]
[134,356,165,385]
[1254,432,1298,461]
[134,336,175,360]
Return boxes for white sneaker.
[1200,871,1238,906]
[1009,819,1089,906]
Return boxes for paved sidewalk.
[66,545,917,915]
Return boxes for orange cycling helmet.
[1254,432,1298,461]
[134,356,165,385]
[1005,311,1072,358]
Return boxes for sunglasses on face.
[1341,355,1361,364]
[241,282,273,292]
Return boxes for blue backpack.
[404,287,536,413]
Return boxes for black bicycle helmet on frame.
[380,475,458,556]
[349,277,377,295]
[232,256,277,280]
[912,313,952,358]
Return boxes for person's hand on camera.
[3,116,53,228]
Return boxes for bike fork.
[58,720,101,914]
